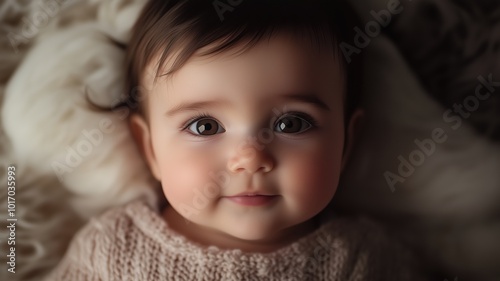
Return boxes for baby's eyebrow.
[278,93,330,111]
[165,92,330,117]
[165,100,230,117]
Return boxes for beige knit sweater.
[44,201,426,281]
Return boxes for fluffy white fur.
[2,0,156,219]
[0,0,498,280]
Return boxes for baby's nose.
[227,142,274,174]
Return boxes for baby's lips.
[224,195,279,206]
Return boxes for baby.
[45,0,425,280]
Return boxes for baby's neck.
[163,206,320,253]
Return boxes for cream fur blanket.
[0,0,498,280]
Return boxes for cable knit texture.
[44,201,425,281]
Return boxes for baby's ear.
[129,114,161,180]
[341,108,365,172]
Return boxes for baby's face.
[133,32,353,249]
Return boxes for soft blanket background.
[0,0,498,280]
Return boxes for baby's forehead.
[142,32,342,88]
[139,37,345,120]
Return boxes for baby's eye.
[274,114,313,134]
[187,118,225,136]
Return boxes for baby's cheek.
[282,149,341,209]
[159,149,217,211]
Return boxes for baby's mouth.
[223,194,279,206]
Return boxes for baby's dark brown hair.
[123,0,364,120]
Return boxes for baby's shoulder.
[320,216,427,280]
[82,200,159,239]
[44,202,164,280]
[321,215,409,255]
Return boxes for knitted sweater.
[44,201,425,281]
